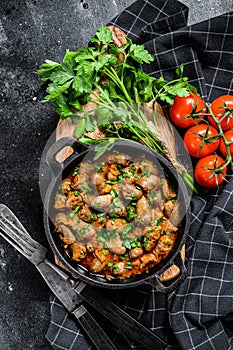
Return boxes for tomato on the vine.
[183,124,219,158]
[169,93,206,128]
[194,155,227,189]
[208,95,233,130]
[219,129,233,157]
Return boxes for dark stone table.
[1,1,233,349]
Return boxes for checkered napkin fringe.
[46,1,233,349]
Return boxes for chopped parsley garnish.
[156,217,165,226]
[97,212,106,218]
[107,262,119,270]
[126,206,138,220]
[74,190,80,196]
[110,214,119,219]
[72,167,80,176]
[141,161,148,166]
[110,189,118,198]
[129,165,135,172]
[97,228,118,243]
[76,225,91,235]
[122,233,144,250]
[87,214,96,222]
[143,237,149,247]
[131,240,141,248]
[149,190,159,206]
[122,224,133,235]
[117,174,124,181]
[122,238,132,250]
[128,165,140,178]
[102,248,108,256]
[142,170,151,177]
[120,252,129,260]
[159,179,165,185]
[147,228,155,234]
[121,171,131,178]
[69,205,80,218]
[81,184,92,192]
[105,180,118,184]
[110,199,124,212]
[124,262,132,269]
[151,189,158,197]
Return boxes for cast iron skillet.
[43,137,190,293]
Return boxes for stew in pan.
[54,152,180,280]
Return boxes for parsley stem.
[105,67,134,105]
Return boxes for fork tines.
[0,207,46,264]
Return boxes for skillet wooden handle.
[159,245,185,282]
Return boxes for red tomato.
[184,124,219,158]
[169,93,206,128]
[219,129,233,157]
[194,155,227,188]
[208,95,233,130]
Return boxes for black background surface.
[1,1,233,349]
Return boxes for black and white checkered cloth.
[46,1,233,349]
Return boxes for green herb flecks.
[69,205,81,218]
[107,262,119,271]
[156,217,165,226]
[102,248,108,256]
[126,206,138,221]
[124,262,132,269]
[72,167,80,176]
[97,228,118,244]
[87,214,96,223]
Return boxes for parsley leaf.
[74,118,86,139]
[128,44,154,64]
[85,114,95,132]
[93,139,116,160]
[42,81,71,102]
[49,69,74,85]
[35,59,60,75]
[74,47,100,62]
[90,25,113,45]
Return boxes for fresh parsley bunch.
[36,26,198,193]
[36,26,195,119]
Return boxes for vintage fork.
[0,204,117,350]
[0,204,166,350]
